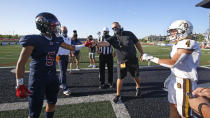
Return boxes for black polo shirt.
[107,31,139,64]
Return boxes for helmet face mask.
[167,20,193,41]
[167,29,178,41]
[35,12,61,37]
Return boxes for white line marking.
[0,94,130,118]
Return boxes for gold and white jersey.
[170,39,201,81]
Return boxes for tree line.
[0,34,20,39]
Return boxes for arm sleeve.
[79,40,82,44]
[107,36,120,49]
[19,35,35,47]
[106,36,113,44]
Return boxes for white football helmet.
[167,20,193,41]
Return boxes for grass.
[0,101,116,118]
[0,45,209,68]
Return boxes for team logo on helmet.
[35,12,61,37]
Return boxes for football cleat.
[63,88,71,96]
[113,95,122,104]
[136,88,141,96]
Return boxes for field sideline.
[0,45,210,68]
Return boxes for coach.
[93,22,144,103]
[97,27,113,89]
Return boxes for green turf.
[0,101,116,118]
[0,45,209,68]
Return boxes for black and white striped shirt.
[99,35,113,55]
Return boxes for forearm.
[16,46,33,79]
[61,43,75,51]
[202,105,210,118]
[16,61,25,79]
[158,59,175,65]
[136,42,144,55]
[96,41,110,47]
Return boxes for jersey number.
[186,40,190,47]
[46,52,55,66]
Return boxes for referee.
[57,26,71,96]
[97,27,113,89]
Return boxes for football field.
[0,45,210,68]
[0,45,210,118]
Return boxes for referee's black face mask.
[103,31,109,36]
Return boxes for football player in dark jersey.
[15,12,91,118]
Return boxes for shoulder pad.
[19,35,39,47]
[176,39,198,50]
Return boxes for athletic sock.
[45,111,54,118]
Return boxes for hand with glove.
[84,40,92,47]
[16,78,31,98]
[142,53,159,64]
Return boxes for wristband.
[16,78,24,87]
[150,57,159,64]
[198,103,209,117]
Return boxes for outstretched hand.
[142,53,154,61]
[140,55,143,62]
[193,88,210,98]
[84,40,92,47]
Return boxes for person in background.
[97,27,113,89]
[189,87,210,118]
[87,35,96,68]
[57,26,71,96]
[70,30,82,72]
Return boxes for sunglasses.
[112,27,119,30]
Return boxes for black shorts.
[117,61,139,79]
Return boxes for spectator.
[97,27,113,89]
[189,88,210,118]
[70,30,82,72]
[87,35,96,68]
[57,26,71,96]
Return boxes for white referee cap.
[102,27,109,32]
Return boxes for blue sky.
[0,0,209,38]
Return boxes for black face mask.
[113,27,121,35]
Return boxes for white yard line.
[0,93,130,118]
[0,66,16,69]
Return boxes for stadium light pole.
[209,10,210,28]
